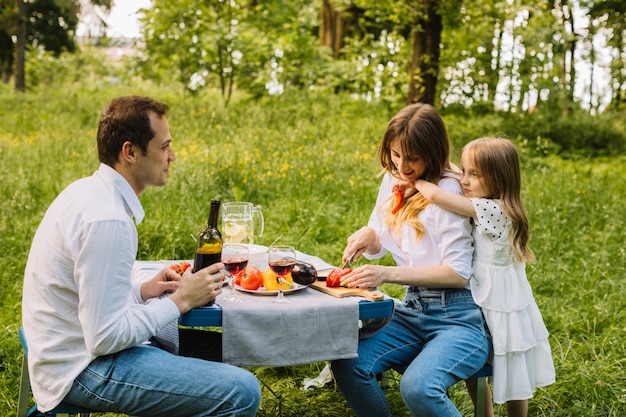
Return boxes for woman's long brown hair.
[462,138,535,263]
[378,103,453,239]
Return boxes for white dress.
[469,198,556,403]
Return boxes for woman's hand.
[343,227,380,264]
[340,264,389,289]
[140,268,181,301]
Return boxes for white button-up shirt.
[364,172,474,285]
[22,164,180,412]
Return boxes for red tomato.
[326,267,351,287]
[239,267,263,290]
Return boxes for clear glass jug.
[221,202,264,244]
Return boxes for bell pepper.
[391,186,404,214]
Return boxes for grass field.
[1,82,625,416]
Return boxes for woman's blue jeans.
[64,344,261,417]
[331,289,490,417]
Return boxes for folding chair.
[471,363,493,417]
[18,327,93,417]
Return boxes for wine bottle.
[193,200,223,306]
[193,200,223,272]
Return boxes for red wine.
[269,259,296,276]
[194,252,222,271]
[224,258,248,276]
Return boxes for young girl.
[415,137,555,417]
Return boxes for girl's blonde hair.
[462,138,535,263]
[378,103,453,239]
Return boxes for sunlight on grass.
[1,83,625,416]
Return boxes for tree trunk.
[15,0,26,92]
[407,0,442,105]
[563,0,577,105]
[319,0,344,58]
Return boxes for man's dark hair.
[97,96,169,166]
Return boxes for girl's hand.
[340,264,388,288]
[395,180,418,200]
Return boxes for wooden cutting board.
[311,281,384,301]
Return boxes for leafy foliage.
[1,82,626,416]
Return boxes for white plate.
[234,282,309,296]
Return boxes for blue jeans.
[64,344,261,417]
[331,289,490,417]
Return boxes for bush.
[506,110,625,157]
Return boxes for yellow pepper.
[262,268,293,291]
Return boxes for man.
[22,96,261,416]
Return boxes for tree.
[319,0,344,58]
[407,0,443,105]
[589,0,626,111]
[4,0,111,91]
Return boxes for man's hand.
[169,263,225,313]
[140,268,181,301]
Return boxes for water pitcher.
[221,202,264,244]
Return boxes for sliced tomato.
[326,267,352,287]
[180,261,191,273]
[169,262,192,276]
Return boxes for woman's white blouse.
[364,172,474,283]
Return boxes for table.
[179,296,394,326]
[134,254,395,367]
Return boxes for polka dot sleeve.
[470,198,507,239]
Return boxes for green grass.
[1,82,625,416]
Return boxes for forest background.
[1,0,625,416]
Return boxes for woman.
[331,103,490,417]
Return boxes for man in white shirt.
[22,95,261,416]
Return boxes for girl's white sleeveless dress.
[470,198,556,403]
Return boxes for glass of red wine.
[221,244,249,302]
[268,245,296,304]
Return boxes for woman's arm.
[415,179,476,220]
[340,263,468,289]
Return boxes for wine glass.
[268,245,296,304]
[221,244,249,302]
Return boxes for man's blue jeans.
[331,289,490,417]
[64,344,261,417]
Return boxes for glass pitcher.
[221,202,264,244]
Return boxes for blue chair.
[472,363,493,417]
[18,327,94,417]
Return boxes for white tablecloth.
[219,287,360,366]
